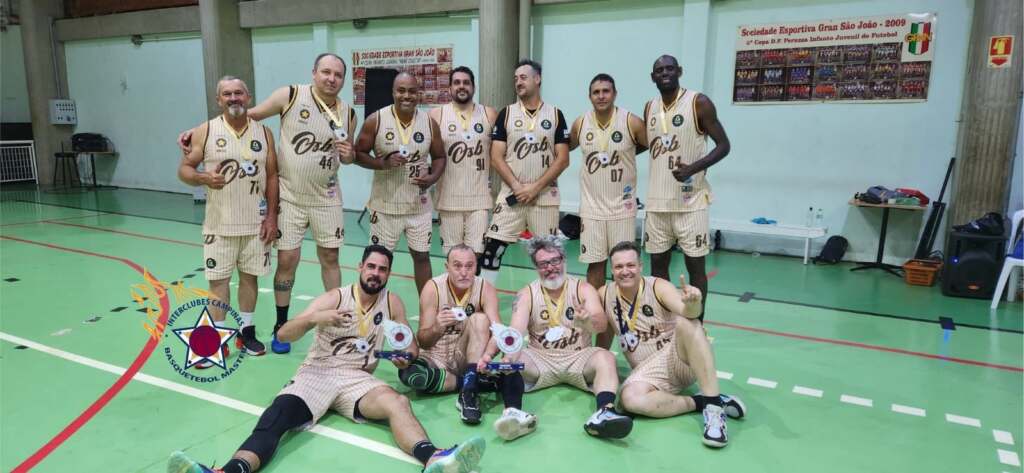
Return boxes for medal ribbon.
[591,107,615,153]
[224,116,254,164]
[447,278,471,309]
[392,106,414,146]
[615,277,645,334]
[519,101,543,133]
[541,283,567,329]
[658,89,683,137]
[312,88,346,131]
[455,104,474,134]
[352,283,378,337]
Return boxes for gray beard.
[541,274,565,290]
[227,105,245,117]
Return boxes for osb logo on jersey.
[250,140,263,152]
[449,140,485,164]
[291,131,333,156]
[534,325,582,350]
[584,151,621,174]
[512,136,550,160]
[649,135,678,160]
[330,333,379,357]
[214,159,260,184]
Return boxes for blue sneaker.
[423,436,486,473]
[166,451,218,473]
[271,323,290,354]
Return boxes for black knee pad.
[480,238,509,271]
[239,394,313,465]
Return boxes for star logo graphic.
[172,307,237,369]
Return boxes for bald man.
[643,54,730,323]
[355,72,446,292]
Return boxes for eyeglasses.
[535,256,564,269]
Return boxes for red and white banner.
[351,45,454,106]
[988,35,1014,68]
[733,13,936,103]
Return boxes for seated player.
[503,235,633,439]
[401,244,537,439]
[166,245,485,473]
[597,241,746,447]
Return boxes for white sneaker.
[702,404,728,448]
[583,407,633,439]
[493,407,537,441]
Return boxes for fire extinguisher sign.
[988,35,1013,68]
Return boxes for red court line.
[705,320,1024,373]
[1,235,171,472]
[38,221,1023,373]
[0,213,104,228]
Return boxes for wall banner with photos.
[733,13,936,104]
[351,45,454,106]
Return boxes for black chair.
[53,151,79,188]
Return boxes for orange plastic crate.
[902,259,942,286]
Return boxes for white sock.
[240,312,253,328]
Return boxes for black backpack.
[559,214,582,240]
[813,236,848,264]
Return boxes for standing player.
[429,66,497,258]
[503,235,633,439]
[480,60,570,284]
[643,54,730,322]
[166,245,485,473]
[178,53,358,355]
[569,73,647,290]
[599,241,746,447]
[354,72,445,293]
[178,76,278,360]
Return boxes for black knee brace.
[480,238,509,271]
[239,394,313,465]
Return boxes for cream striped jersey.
[278,84,353,207]
[367,105,434,215]
[436,103,492,211]
[201,116,269,236]
[643,89,711,212]
[577,106,638,220]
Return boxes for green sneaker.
[167,451,219,473]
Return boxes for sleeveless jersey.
[643,89,710,212]
[436,103,492,211]
[278,84,352,207]
[603,276,678,368]
[302,284,393,372]
[525,277,590,351]
[419,273,486,363]
[577,107,638,219]
[497,102,562,207]
[367,105,434,215]
[201,116,269,236]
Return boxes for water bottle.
[815,208,824,228]
[805,207,814,227]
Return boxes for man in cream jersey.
[429,66,497,258]
[354,72,446,293]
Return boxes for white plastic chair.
[991,209,1024,309]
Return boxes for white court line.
[839,395,873,408]
[993,430,1015,446]
[891,404,926,417]
[998,449,1021,467]
[295,295,315,301]
[0,331,418,466]
[716,370,733,380]
[792,386,823,398]
[746,377,777,389]
[258,288,272,293]
[945,414,981,428]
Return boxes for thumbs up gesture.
[679,274,703,319]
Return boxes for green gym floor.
[1,184,1021,473]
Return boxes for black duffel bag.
[72,133,109,152]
